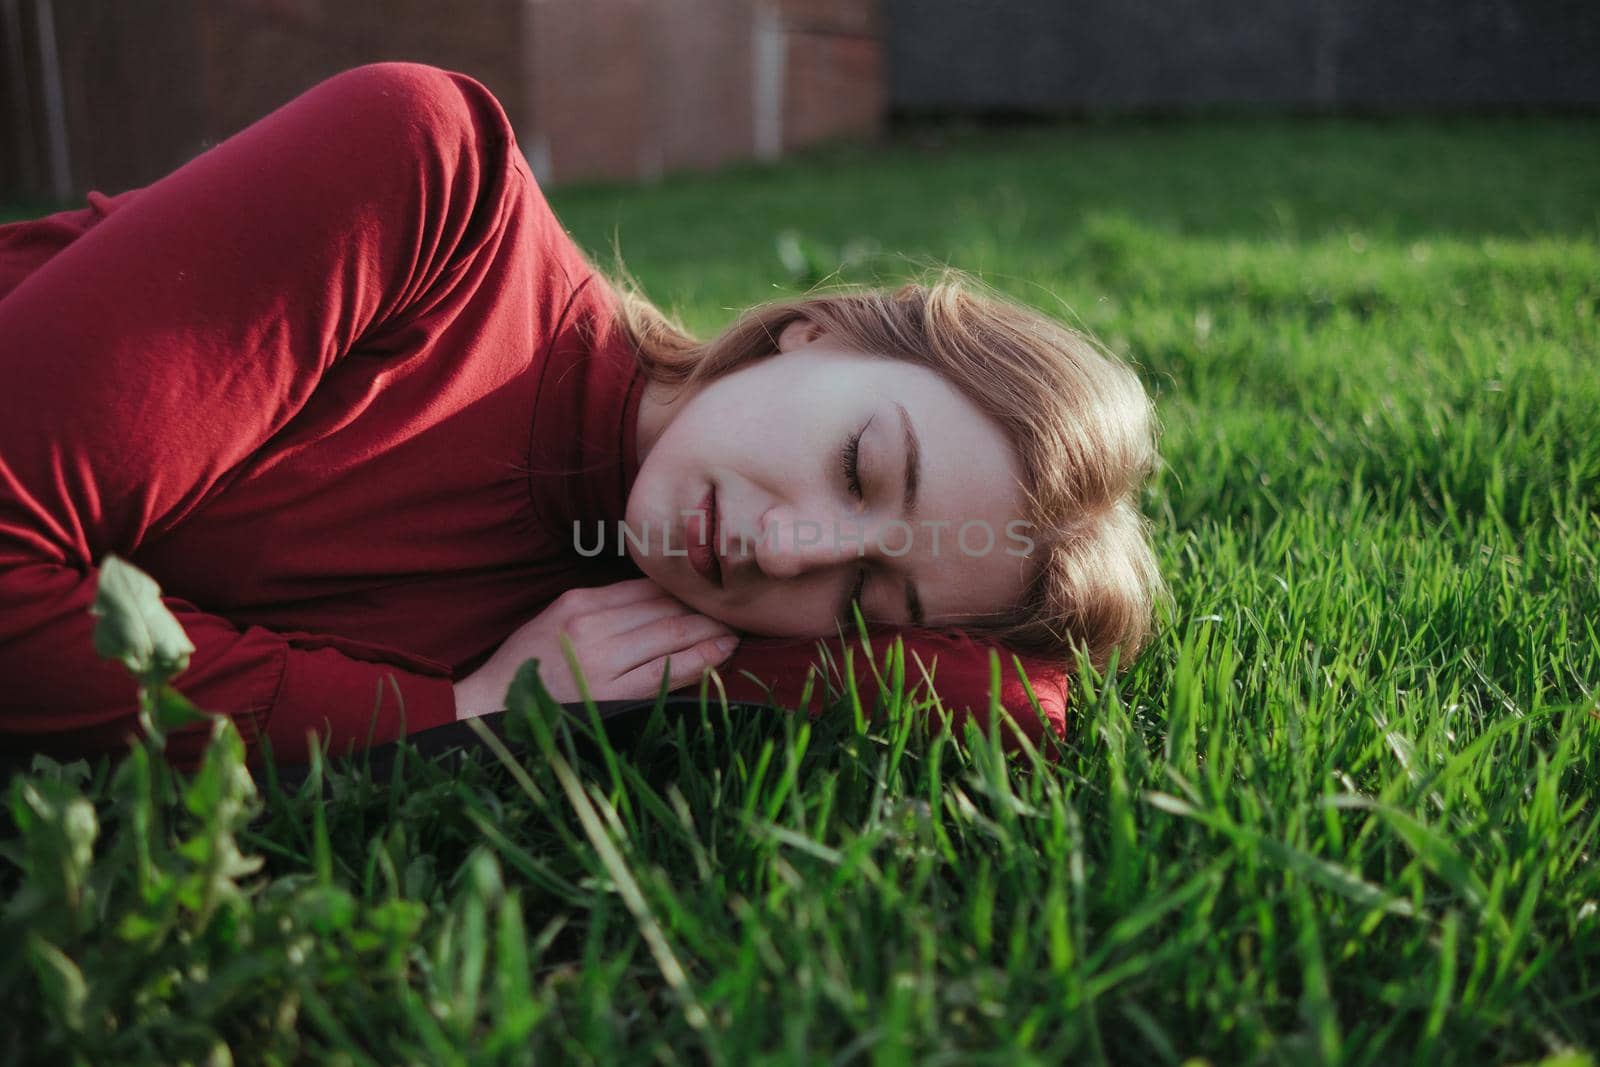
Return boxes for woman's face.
[623,318,1035,637]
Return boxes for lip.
[685,486,722,587]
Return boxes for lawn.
[3,117,1598,1064]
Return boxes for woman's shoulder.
[296,62,519,178]
[319,63,611,348]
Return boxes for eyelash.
[841,425,868,613]
[840,426,865,499]
[847,565,867,611]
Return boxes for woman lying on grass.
[0,62,1163,772]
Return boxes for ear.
[776,317,823,353]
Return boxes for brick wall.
[525,0,760,185]
[0,0,886,203]
[195,0,528,152]
[765,0,884,155]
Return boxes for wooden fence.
[1,0,884,202]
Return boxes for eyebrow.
[896,401,921,522]
[893,402,926,626]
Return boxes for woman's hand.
[452,578,741,719]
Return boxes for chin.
[678,584,724,620]
[623,541,667,587]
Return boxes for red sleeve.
[0,62,520,773]
[718,628,1070,754]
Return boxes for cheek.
[712,408,784,463]
[623,463,661,533]
[730,581,837,638]
[657,404,748,480]
[699,380,819,456]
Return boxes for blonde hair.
[595,261,1166,675]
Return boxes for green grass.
[3,116,1599,1064]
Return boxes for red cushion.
[713,627,1069,753]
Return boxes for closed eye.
[837,415,874,621]
[840,420,868,499]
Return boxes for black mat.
[261,694,780,793]
[1,696,782,797]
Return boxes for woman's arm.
[0,62,519,772]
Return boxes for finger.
[561,577,669,613]
[612,612,736,676]
[587,597,698,638]
[613,633,740,696]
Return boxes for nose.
[751,504,870,581]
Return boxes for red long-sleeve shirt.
[0,62,655,770]
[1,62,1070,772]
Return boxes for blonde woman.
[0,62,1162,771]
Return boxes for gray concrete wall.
[887,0,1600,112]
